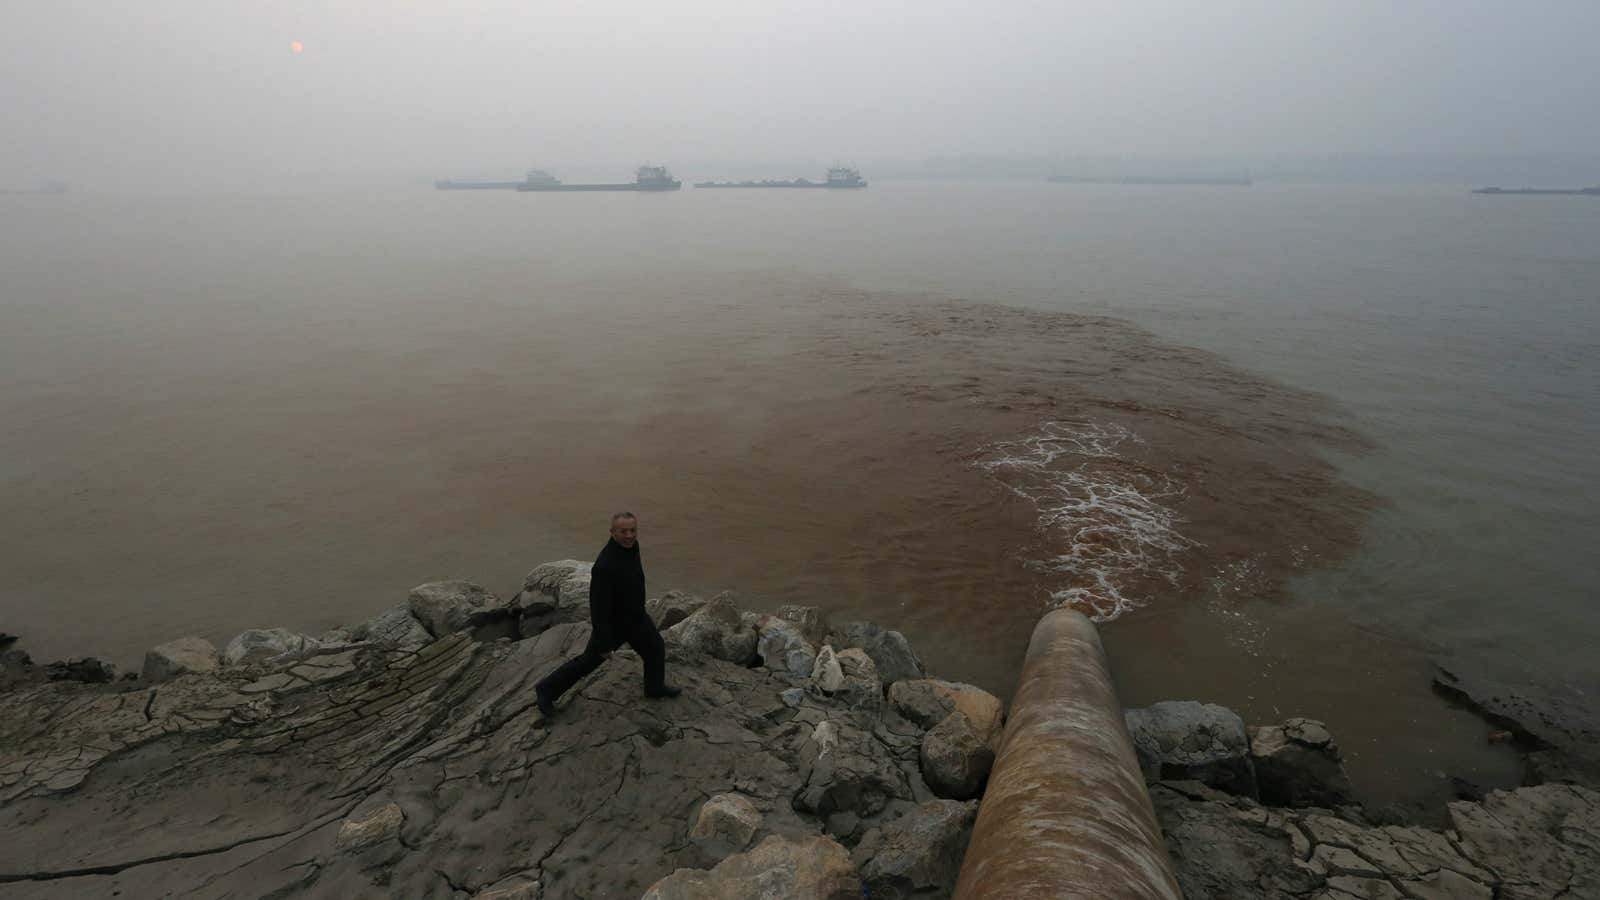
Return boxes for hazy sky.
[4,0,1599,185]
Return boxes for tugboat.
[516,166,681,192]
[694,166,868,189]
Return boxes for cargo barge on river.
[695,166,867,189]
[515,166,680,192]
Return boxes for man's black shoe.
[535,685,558,718]
[644,685,682,699]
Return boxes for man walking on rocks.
[535,512,681,717]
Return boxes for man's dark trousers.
[538,617,666,698]
[536,536,667,701]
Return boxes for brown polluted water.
[1,255,1517,812]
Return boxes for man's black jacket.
[588,538,648,650]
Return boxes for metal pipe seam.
[953,608,1181,899]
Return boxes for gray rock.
[812,645,846,693]
[920,711,995,800]
[775,605,829,644]
[664,595,758,664]
[641,834,861,900]
[512,559,589,616]
[889,679,1004,747]
[44,657,117,683]
[832,620,925,687]
[858,799,979,898]
[334,801,404,852]
[1250,718,1355,808]
[780,687,806,708]
[406,580,507,638]
[647,590,707,630]
[688,793,762,859]
[342,605,432,650]
[222,627,321,668]
[756,617,818,678]
[141,636,220,682]
[1125,700,1255,797]
[834,647,883,709]
[796,718,913,818]
[1448,784,1600,898]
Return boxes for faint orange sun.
[290,41,304,53]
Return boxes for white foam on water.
[973,420,1194,621]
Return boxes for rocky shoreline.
[2,559,1596,898]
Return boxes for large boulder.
[512,559,589,616]
[756,617,818,678]
[1125,700,1255,798]
[647,590,707,630]
[855,799,980,899]
[141,636,220,682]
[920,711,995,800]
[406,580,508,638]
[688,793,763,860]
[641,834,860,900]
[889,679,1004,746]
[832,621,925,687]
[664,595,758,664]
[1250,718,1355,808]
[222,627,320,668]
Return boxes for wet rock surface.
[1155,762,1600,899]
[0,565,970,899]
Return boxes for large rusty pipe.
[953,608,1181,899]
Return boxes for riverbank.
[2,559,1595,898]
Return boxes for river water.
[3,182,1596,812]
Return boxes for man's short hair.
[610,511,637,525]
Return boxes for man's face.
[610,517,638,548]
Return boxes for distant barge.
[695,167,867,189]
[516,166,680,192]
[1473,186,1600,196]
[1047,175,1252,186]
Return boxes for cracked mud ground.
[1,623,921,898]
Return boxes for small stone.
[781,687,806,708]
[141,636,220,682]
[812,645,845,693]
